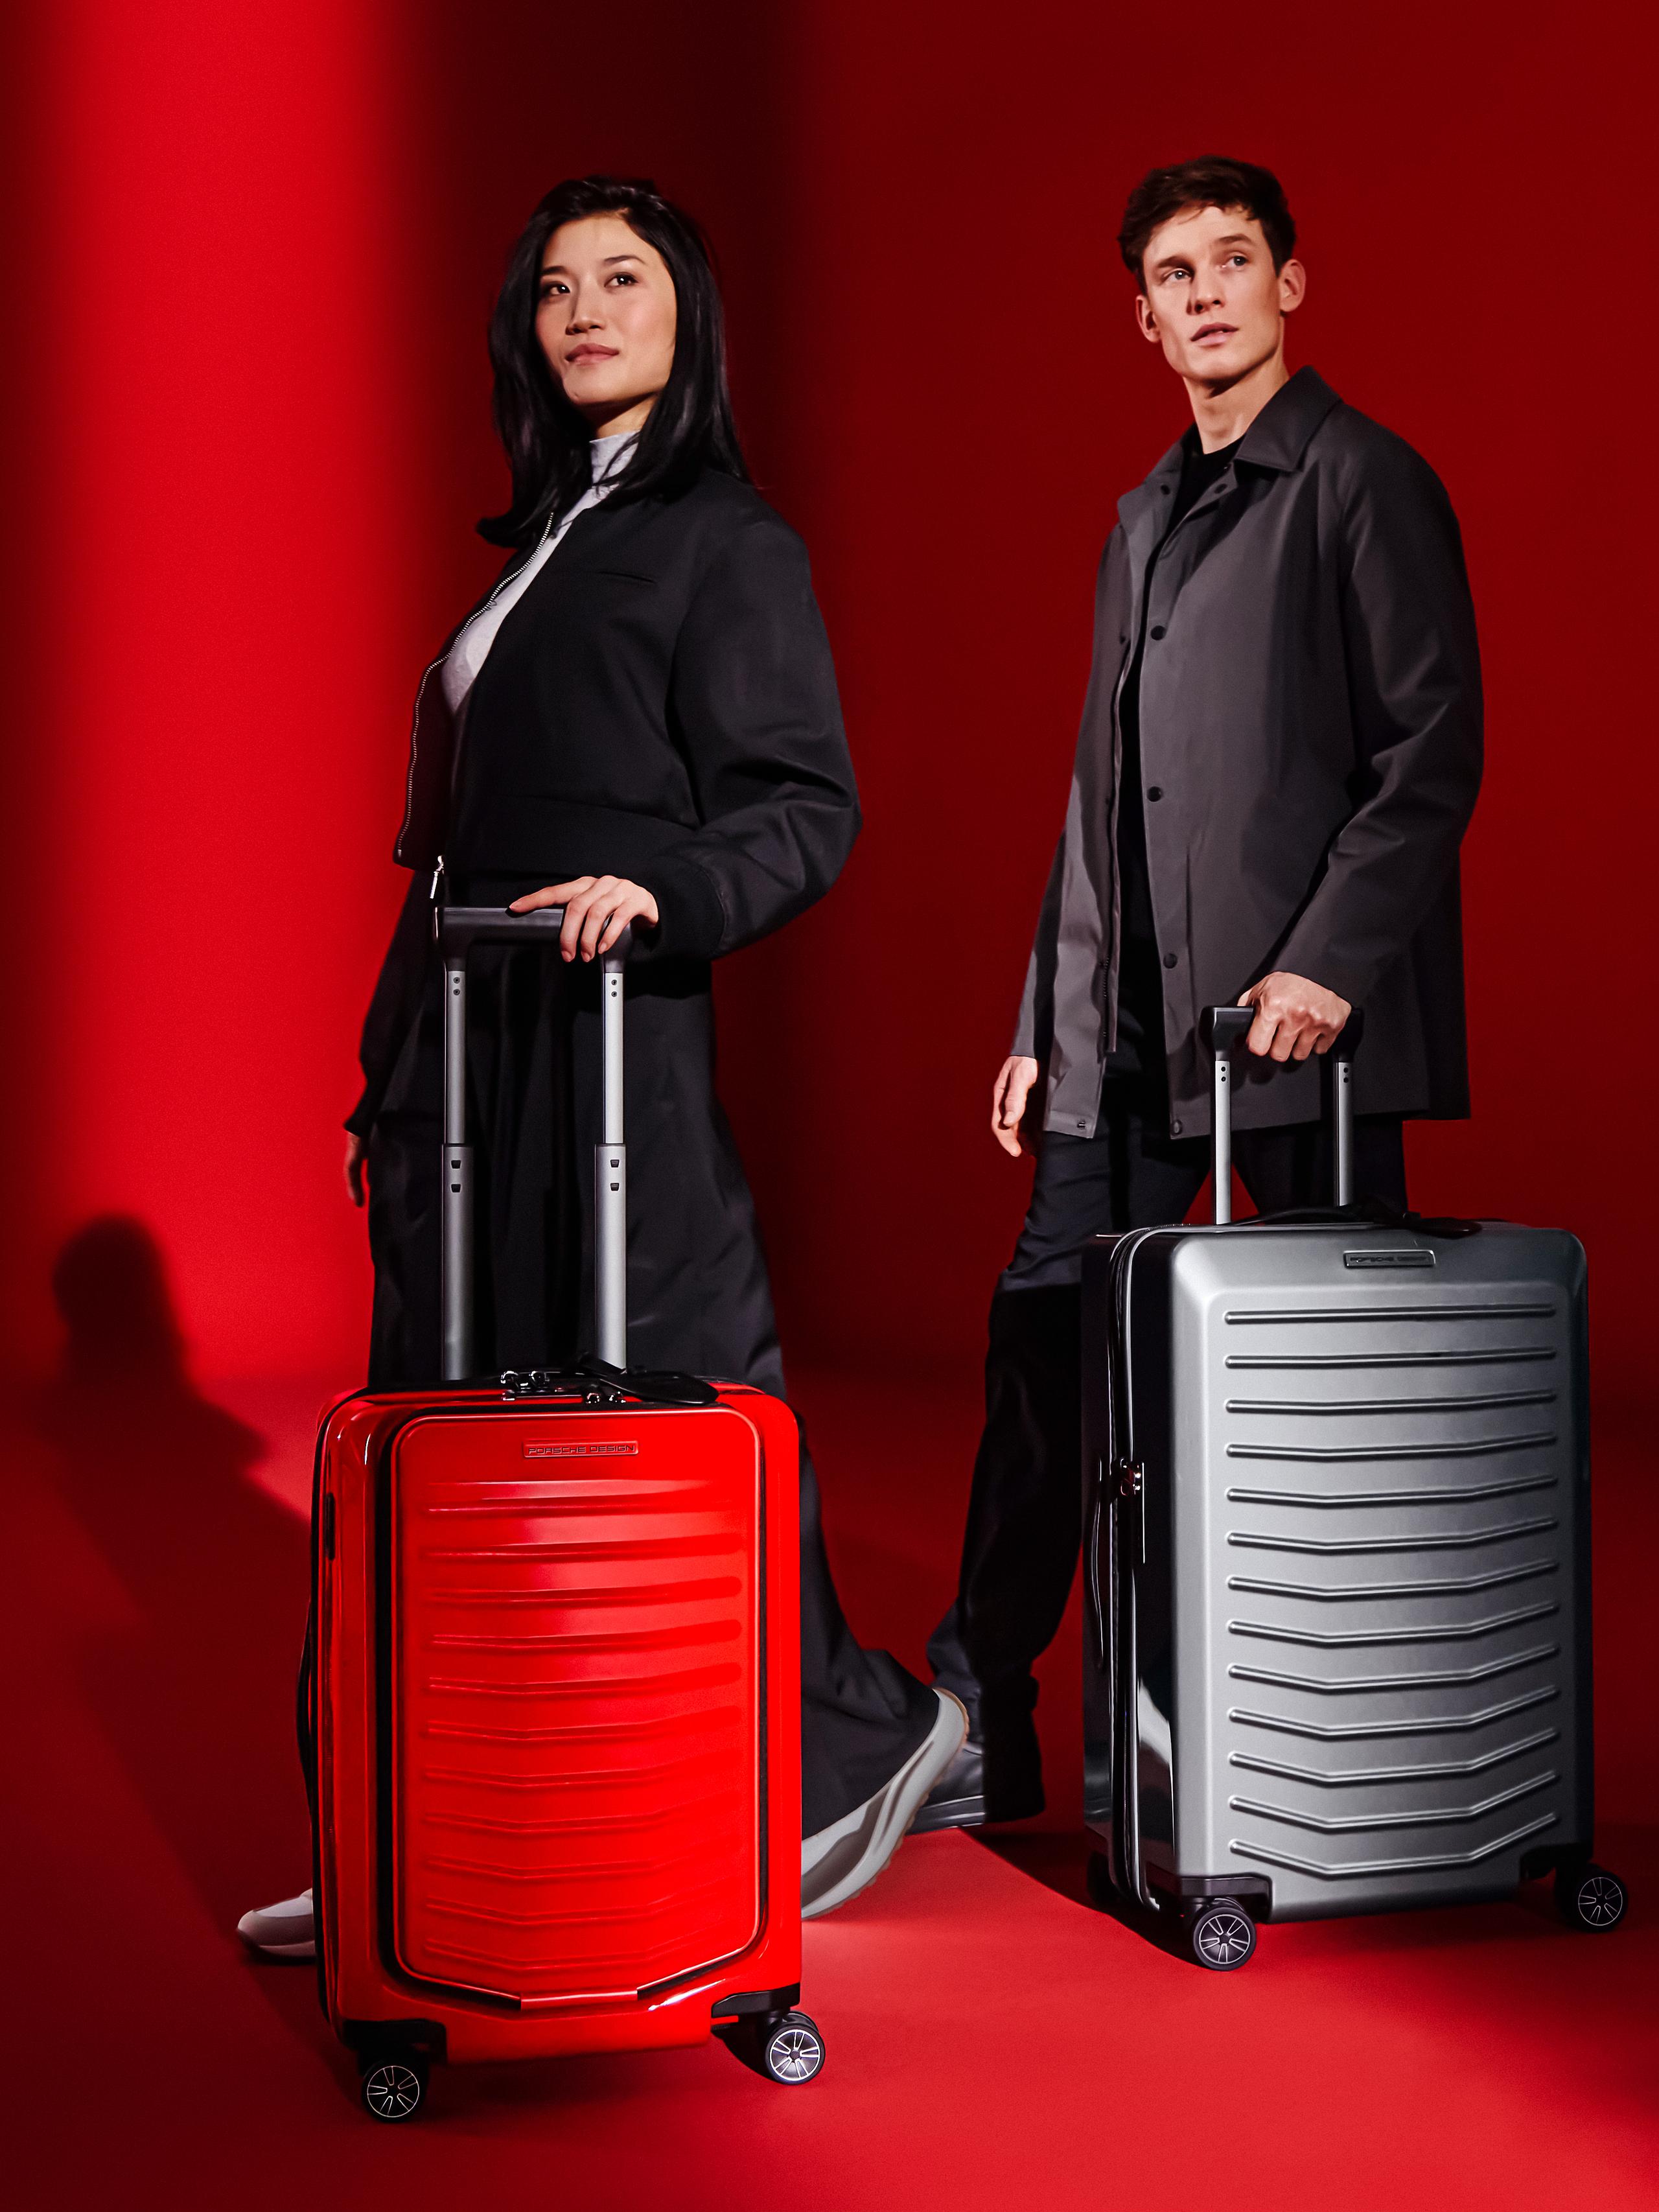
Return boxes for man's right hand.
[992,1056,1040,1158]
[345,1130,367,1208]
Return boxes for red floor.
[7,1361,1656,2209]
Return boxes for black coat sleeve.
[1275,439,1483,1002]
[344,870,432,1137]
[634,514,861,961]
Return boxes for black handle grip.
[1201,1003,1365,1060]
[435,905,632,959]
[1200,1006,1255,1058]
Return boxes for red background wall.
[5,0,1655,1405]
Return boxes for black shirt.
[1105,431,1244,1083]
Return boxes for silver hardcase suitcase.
[1082,1007,1628,1968]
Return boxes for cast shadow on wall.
[30,1216,313,1926]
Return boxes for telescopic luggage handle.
[434,905,632,1382]
[1199,1003,1365,1225]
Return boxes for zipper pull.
[430,855,445,902]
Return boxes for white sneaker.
[237,1887,316,1960]
[801,1690,969,1921]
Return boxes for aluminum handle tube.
[601,948,626,1145]
[440,954,474,1382]
[594,948,628,1368]
[432,907,634,1377]
[1211,1044,1235,1225]
[1333,1054,1355,1207]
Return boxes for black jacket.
[350,469,859,1134]
[1014,367,1483,1139]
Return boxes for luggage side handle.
[1199,1004,1364,1224]
[434,905,632,1380]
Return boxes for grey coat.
[1014,367,1483,1140]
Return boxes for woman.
[238,176,962,1954]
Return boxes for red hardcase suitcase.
[311,905,816,2121]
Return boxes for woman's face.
[536,214,678,436]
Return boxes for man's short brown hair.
[1117,157,1296,288]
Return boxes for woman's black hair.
[479,174,748,547]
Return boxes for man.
[917,156,1483,1830]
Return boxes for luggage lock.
[1111,1458,1148,1565]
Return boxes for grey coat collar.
[1236,364,1343,471]
[1118,364,1343,541]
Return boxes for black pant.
[927,1082,1408,1720]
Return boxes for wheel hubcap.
[1579,1876,1623,1927]
[769,2028,822,2080]
[365,2064,421,2117]
[1196,1911,1252,1965]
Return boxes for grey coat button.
[1148,786,1163,800]
[1171,1118,1183,1135]
[1150,624,1166,640]
[1163,951,1178,968]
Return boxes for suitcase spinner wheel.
[717,2007,827,2084]
[1186,1900,1257,1972]
[1556,1863,1629,1933]
[760,2013,825,2084]
[358,2051,429,2123]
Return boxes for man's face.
[1134,204,1304,387]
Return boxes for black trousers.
[360,938,936,1837]
[927,1082,1408,1721]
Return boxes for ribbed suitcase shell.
[1082,1217,1594,1924]
[315,1379,802,2064]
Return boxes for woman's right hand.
[992,1056,1040,1158]
[509,876,660,959]
[345,1130,367,1207]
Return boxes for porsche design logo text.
[522,1441,639,1458]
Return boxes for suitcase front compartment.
[388,1403,765,2005]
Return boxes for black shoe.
[910,1692,1044,1832]
[910,1738,990,1832]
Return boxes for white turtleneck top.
[441,429,636,716]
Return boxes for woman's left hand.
[509,876,660,961]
